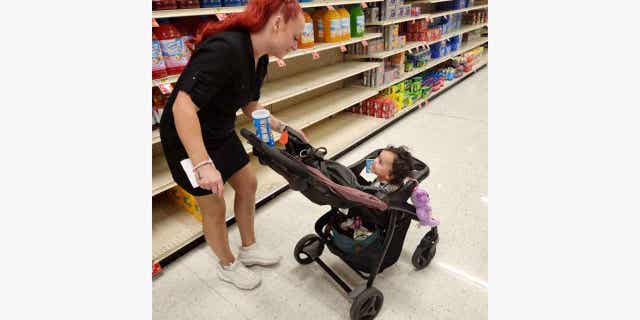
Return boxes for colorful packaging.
[312,8,326,43]
[350,5,365,37]
[168,187,202,222]
[338,7,351,41]
[323,8,342,42]
[177,0,199,8]
[154,22,189,75]
[252,109,274,147]
[200,0,222,8]
[298,11,315,48]
[153,0,178,10]
[152,33,168,80]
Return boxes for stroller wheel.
[412,243,437,270]
[350,287,384,320]
[294,234,323,265]
[412,227,439,270]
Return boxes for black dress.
[159,29,269,196]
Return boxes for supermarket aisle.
[153,67,488,320]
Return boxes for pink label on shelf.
[215,13,227,21]
[361,40,368,47]
[152,18,159,27]
[327,5,335,11]
[276,59,286,67]
[361,2,368,8]
[312,51,320,60]
[157,83,173,95]
[340,45,347,52]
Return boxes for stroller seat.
[239,128,430,216]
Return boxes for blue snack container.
[252,109,275,147]
[365,159,375,173]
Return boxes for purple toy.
[411,187,439,227]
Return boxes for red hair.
[193,0,302,48]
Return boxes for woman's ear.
[273,15,283,32]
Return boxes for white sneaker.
[237,243,282,267]
[216,260,261,290]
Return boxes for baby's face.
[372,150,396,182]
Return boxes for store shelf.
[429,4,489,19]
[304,112,386,158]
[277,86,379,129]
[345,23,486,62]
[452,37,488,56]
[410,0,452,4]
[371,35,486,92]
[269,33,382,63]
[259,61,380,106]
[236,85,379,152]
[153,129,161,144]
[151,34,382,87]
[367,14,430,26]
[152,1,384,19]
[431,54,487,100]
[347,41,424,59]
[427,23,487,45]
[153,155,176,196]
[153,196,202,261]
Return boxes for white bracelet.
[192,159,214,172]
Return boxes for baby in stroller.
[239,127,439,320]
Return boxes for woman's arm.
[242,101,288,133]
[173,90,224,194]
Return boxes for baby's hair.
[384,145,414,185]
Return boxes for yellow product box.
[393,93,404,110]
[391,84,401,94]
[168,186,203,222]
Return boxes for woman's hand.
[196,164,224,196]
[290,127,309,144]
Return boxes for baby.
[368,146,414,195]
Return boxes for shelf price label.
[152,18,159,27]
[361,40,368,47]
[276,58,286,67]
[152,262,163,277]
[340,45,347,53]
[312,51,320,60]
[215,13,227,21]
[154,81,173,95]
[327,5,335,11]
[361,2,368,8]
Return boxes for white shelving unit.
[374,35,487,91]
[345,22,486,60]
[410,0,452,4]
[428,4,489,19]
[347,41,425,59]
[151,33,382,87]
[258,61,380,106]
[268,33,382,63]
[151,1,489,271]
[153,0,384,19]
[367,14,430,26]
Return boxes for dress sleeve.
[177,39,233,110]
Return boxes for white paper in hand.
[180,159,200,188]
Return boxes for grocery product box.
[168,186,202,222]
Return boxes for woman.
[159,0,306,290]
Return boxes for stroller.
[240,128,439,320]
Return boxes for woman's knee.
[230,165,258,197]
[195,195,226,222]
[237,174,257,197]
